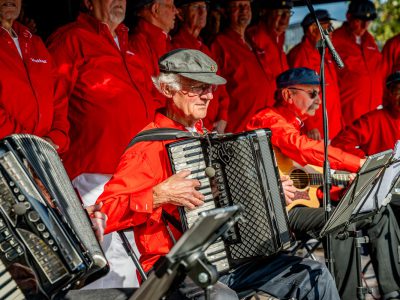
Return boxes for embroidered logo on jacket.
[30,58,48,64]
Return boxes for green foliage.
[371,0,400,46]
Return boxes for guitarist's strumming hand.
[281,175,296,206]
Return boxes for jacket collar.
[154,111,204,133]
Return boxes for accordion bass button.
[36,223,45,232]
[28,211,40,222]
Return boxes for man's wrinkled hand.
[86,202,107,243]
[307,128,322,141]
[281,175,296,206]
[153,170,205,210]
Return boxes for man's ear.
[160,83,174,98]
[282,88,293,104]
[150,2,160,16]
[83,0,93,11]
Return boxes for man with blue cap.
[288,10,343,141]
[333,0,384,127]
[247,67,400,300]
[98,50,340,300]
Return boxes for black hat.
[386,71,400,88]
[132,0,154,10]
[347,0,377,20]
[260,0,294,9]
[175,0,209,8]
[301,9,335,29]
[276,67,320,88]
[159,49,227,85]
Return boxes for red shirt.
[210,29,274,133]
[98,112,203,273]
[47,14,154,179]
[288,37,343,139]
[382,33,400,78]
[333,23,384,126]
[246,23,289,103]
[331,108,400,157]
[172,28,230,129]
[246,105,361,172]
[0,22,69,151]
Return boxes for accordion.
[0,135,108,299]
[167,129,292,274]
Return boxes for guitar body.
[274,147,321,211]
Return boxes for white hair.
[152,73,182,94]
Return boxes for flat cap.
[175,0,209,7]
[347,0,377,20]
[276,67,320,88]
[159,49,227,85]
[386,71,400,88]
[301,9,335,29]
[260,0,294,9]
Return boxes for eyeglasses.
[187,3,208,11]
[275,9,294,17]
[288,87,319,99]
[181,83,217,96]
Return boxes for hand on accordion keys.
[152,170,205,210]
[86,202,108,242]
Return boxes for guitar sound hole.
[291,169,310,189]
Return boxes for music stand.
[129,205,242,300]
[319,146,400,300]
[319,149,393,238]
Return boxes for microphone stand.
[303,0,345,278]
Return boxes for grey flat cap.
[158,49,227,85]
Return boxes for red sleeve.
[331,114,373,158]
[39,39,69,153]
[216,84,230,122]
[96,150,158,234]
[0,103,27,136]
[247,111,361,172]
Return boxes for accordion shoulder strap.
[126,128,201,150]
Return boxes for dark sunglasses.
[288,87,319,99]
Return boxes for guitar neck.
[309,173,350,187]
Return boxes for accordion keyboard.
[0,259,24,300]
[169,139,230,274]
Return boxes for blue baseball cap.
[301,9,335,29]
[276,68,320,88]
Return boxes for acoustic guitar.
[273,147,350,211]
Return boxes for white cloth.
[72,173,140,289]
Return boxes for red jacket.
[246,23,289,102]
[129,19,172,108]
[47,14,155,180]
[333,23,384,126]
[210,29,274,133]
[172,28,230,130]
[98,112,203,273]
[129,19,172,77]
[288,37,343,139]
[382,33,400,78]
[0,22,69,151]
[246,105,361,172]
[331,108,400,157]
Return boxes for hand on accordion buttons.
[86,202,107,242]
[281,175,296,206]
[153,170,205,210]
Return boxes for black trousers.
[289,206,400,300]
[169,254,339,300]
